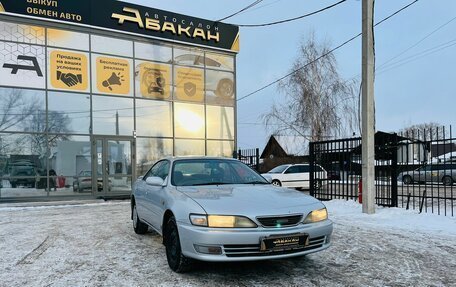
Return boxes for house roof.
[260,135,308,159]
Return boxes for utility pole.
[362,0,375,214]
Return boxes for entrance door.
[92,136,135,196]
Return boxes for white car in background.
[262,164,327,190]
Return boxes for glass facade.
[0,19,236,199]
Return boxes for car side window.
[143,161,164,181]
[299,165,310,173]
[285,166,300,174]
[204,57,221,67]
[420,165,431,172]
[156,161,170,180]
[431,165,445,171]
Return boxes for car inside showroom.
[0,0,239,201]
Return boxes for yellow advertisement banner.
[50,50,88,91]
[175,67,204,102]
[96,56,130,95]
[136,62,171,100]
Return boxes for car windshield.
[268,165,289,174]
[172,159,268,186]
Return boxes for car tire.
[164,216,192,273]
[442,176,453,186]
[215,79,234,98]
[132,204,148,235]
[271,180,282,187]
[403,175,412,185]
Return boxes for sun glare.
[177,109,204,133]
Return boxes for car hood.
[176,185,323,217]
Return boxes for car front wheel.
[403,175,412,185]
[442,176,453,186]
[271,179,282,187]
[132,204,148,234]
[165,216,192,273]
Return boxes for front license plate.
[260,233,308,252]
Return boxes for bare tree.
[263,32,357,142]
[399,122,448,141]
[0,89,41,132]
[137,137,166,175]
[24,110,71,155]
[0,89,42,155]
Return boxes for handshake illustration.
[57,71,83,87]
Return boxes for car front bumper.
[177,219,333,262]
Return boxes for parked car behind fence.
[261,164,327,190]
[398,163,456,186]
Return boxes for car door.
[299,165,311,188]
[413,165,430,183]
[144,160,170,230]
[282,165,303,188]
[431,165,442,183]
[136,162,164,225]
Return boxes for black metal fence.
[234,148,260,171]
[309,127,455,216]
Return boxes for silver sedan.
[131,157,333,272]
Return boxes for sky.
[127,0,456,150]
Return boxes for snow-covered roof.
[273,135,308,156]
[431,151,456,163]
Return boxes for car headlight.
[190,214,257,228]
[303,208,328,224]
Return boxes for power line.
[376,39,456,75]
[236,0,285,16]
[234,0,348,27]
[377,15,456,70]
[237,0,419,102]
[339,14,456,85]
[237,34,360,101]
[218,0,264,22]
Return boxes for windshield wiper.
[245,181,269,185]
[191,182,230,186]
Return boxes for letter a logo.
[3,55,43,77]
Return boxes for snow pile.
[325,199,456,237]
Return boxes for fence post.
[238,149,242,161]
[255,148,260,171]
[309,142,315,197]
[391,133,398,207]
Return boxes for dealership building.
[0,0,239,201]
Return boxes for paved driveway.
[0,201,455,286]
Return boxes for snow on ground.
[0,200,455,287]
[325,199,456,237]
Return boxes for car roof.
[279,163,309,167]
[162,156,239,162]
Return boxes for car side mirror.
[262,174,273,184]
[146,176,164,187]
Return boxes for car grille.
[256,214,303,227]
[223,236,326,258]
